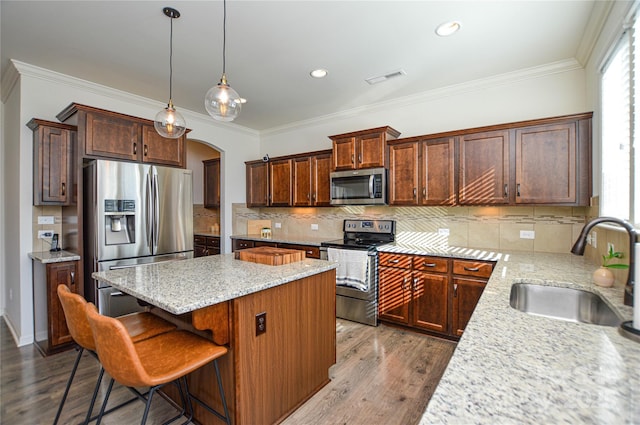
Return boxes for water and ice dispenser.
[104,199,135,245]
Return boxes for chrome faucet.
[571,216,637,306]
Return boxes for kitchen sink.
[509,283,621,327]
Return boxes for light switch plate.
[38,216,54,225]
[311,224,319,231]
[438,228,450,236]
[275,222,282,229]
[520,230,535,239]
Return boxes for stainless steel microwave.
[330,168,387,205]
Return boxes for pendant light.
[154,7,186,139]
[204,0,241,122]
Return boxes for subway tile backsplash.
[233,204,588,254]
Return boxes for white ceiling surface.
[2,1,599,132]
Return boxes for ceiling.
[1,1,601,132]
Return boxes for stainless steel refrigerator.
[84,159,193,316]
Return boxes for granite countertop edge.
[406,247,640,423]
[28,250,81,263]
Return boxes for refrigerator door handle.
[146,173,153,250]
[153,173,159,251]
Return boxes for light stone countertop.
[92,253,337,315]
[401,248,640,424]
[231,234,338,247]
[28,250,81,263]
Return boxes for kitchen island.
[384,246,640,423]
[93,253,337,425]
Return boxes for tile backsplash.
[233,204,589,254]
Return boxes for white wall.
[260,62,587,157]
[2,61,259,345]
[186,139,220,205]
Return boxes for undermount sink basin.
[509,283,621,327]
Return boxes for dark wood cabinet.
[194,235,220,257]
[269,159,293,206]
[56,103,186,168]
[232,239,320,259]
[379,252,494,339]
[388,137,456,206]
[32,260,79,356]
[28,119,77,206]
[293,151,332,207]
[246,161,269,207]
[459,130,511,205]
[203,158,221,208]
[329,126,400,171]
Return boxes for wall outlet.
[520,230,535,240]
[438,228,450,236]
[255,312,267,336]
[275,222,282,229]
[311,224,319,231]
[38,216,54,224]
[9,288,12,301]
[38,230,53,239]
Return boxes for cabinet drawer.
[194,235,207,246]
[234,240,255,250]
[413,256,448,273]
[452,260,494,278]
[378,252,412,269]
[206,237,220,248]
[281,244,320,259]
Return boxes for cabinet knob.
[453,283,458,297]
[144,145,148,156]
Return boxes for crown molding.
[261,58,584,137]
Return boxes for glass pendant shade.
[154,102,186,138]
[205,75,241,122]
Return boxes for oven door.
[97,286,146,317]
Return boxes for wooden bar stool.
[55,285,177,425]
[85,302,231,425]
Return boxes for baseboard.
[2,315,32,347]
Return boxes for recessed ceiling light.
[435,21,461,37]
[310,69,328,78]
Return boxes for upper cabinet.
[388,137,456,206]
[329,126,400,171]
[28,119,77,206]
[203,158,221,208]
[245,150,332,208]
[56,103,186,168]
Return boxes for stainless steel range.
[321,219,395,326]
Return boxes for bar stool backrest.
[57,285,97,351]
[85,303,151,388]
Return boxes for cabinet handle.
[61,182,66,196]
[312,193,316,201]
[413,188,417,198]
[388,259,400,264]
[516,183,521,197]
[454,283,458,297]
[464,266,480,272]
[307,193,310,200]
[70,271,75,285]
[504,184,508,197]
[402,277,407,290]
[144,145,148,156]
[422,188,426,198]
[351,154,355,164]
[413,277,419,291]
[423,262,436,267]
[358,153,362,163]
[133,142,137,155]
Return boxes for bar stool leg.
[82,366,105,425]
[53,346,84,425]
[95,377,115,425]
[214,359,231,425]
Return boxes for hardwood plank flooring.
[1,318,455,424]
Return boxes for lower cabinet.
[194,235,220,257]
[32,260,79,356]
[232,238,321,259]
[379,252,494,338]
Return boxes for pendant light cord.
[169,12,174,102]
[222,0,227,76]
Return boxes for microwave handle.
[369,174,374,198]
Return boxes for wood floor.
[0,318,455,425]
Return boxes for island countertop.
[418,250,640,424]
[92,253,337,315]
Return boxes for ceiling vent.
[365,69,407,85]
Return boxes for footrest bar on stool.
[188,394,230,424]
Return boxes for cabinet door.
[421,137,456,205]
[36,125,73,205]
[85,112,140,161]
[459,130,510,205]
[411,271,448,333]
[233,239,255,251]
[332,137,356,170]
[203,159,221,207]
[246,162,269,207]
[357,133,386,169]
[388,142,419,205]
[269,159,293,206]
[293,157,312,206]
[515,122,577,204]
[378,267,410,324]
[312,153,332,206]
[47,262,78,347]
[452,277,486,336]
[141,125,185,167]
